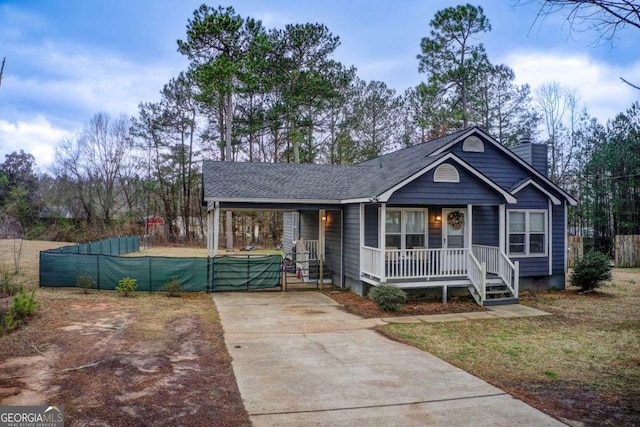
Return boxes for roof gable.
[377,153,516,204]
[428,127,577,206]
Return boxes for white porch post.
[564,200,568,273]
[499,204,506,253]
[548,199,553,275]
[213,202,220,256]
[380,203,387,283]
[319,209,326,258]
[207,204,213,257]
[359,203,365,280]
[467,204,473,248]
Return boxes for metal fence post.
[96,255,101,290]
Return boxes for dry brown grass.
[381,270,640,426]
[124,246,282,258]
[0,239,71,289]
[0,240,249,426]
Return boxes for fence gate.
[211,254,283,291]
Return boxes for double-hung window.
[508,210,547,256]
[385,209,427,250]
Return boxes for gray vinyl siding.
[472,205,499,246]
[507,185,550,277]
[324,209,343,286]
[429,207,442,248]
[552,203,565,274]
[450,139,561,200]
[364,204,379,247]
[388,161,505,205]
[509,185,548,209]
[282,212,294,254]
[300,211,319,240]
[343,204,361,281]
[451,142,528,190]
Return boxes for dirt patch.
[1,286,248,426]
[323,287,485,318]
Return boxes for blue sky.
[0,0,638,169]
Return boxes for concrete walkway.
[214,292,563,427]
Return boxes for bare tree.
[517,0,640,88]
[536,82,569,182]
[523,0,639,40]
[53,113,136,225]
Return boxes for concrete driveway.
[214,291,564,426]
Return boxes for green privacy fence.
[212,255,282,291]
[45,236,140,256]
[39,237,283,292]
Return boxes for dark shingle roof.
[202,127,475,202]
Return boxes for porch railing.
[472,244,519,298]
[467,251,486,303]
[297,239,319,259]
[362,247,470,280]
[362,246,382,278]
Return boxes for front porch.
[358,203,520,306]
[361,245,519,305]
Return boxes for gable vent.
[434,164,460,183]
[462,135,484,152]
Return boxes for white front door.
[442,208,467,248]
[441,208,467,274]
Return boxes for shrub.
[0,265,19,297]
[1,312,15,335]
[76,274,95,294]
[571,251,612,291]
[368,284,407,312]
[163,277,183,297]
[116,277,137,297]
[11,288,39,318]
[1,287,38,335]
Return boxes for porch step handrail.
[467,251,486,305]
[499,250,519,298]
[297,239,319,260]
[471,245,519,298]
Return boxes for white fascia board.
[202,197,342,205]
[377,153,517,204]
[428,127,578,206]
[512,179,562,205]
[340,197,375,204]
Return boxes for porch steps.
[469,280,518,306]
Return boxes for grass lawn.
[380,269,640,426]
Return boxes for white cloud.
[505,51,640,122]
[0,38,186,170]
[0,116,71,170]
[5,40,185,119]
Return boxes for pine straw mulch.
[322,286,486,318]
